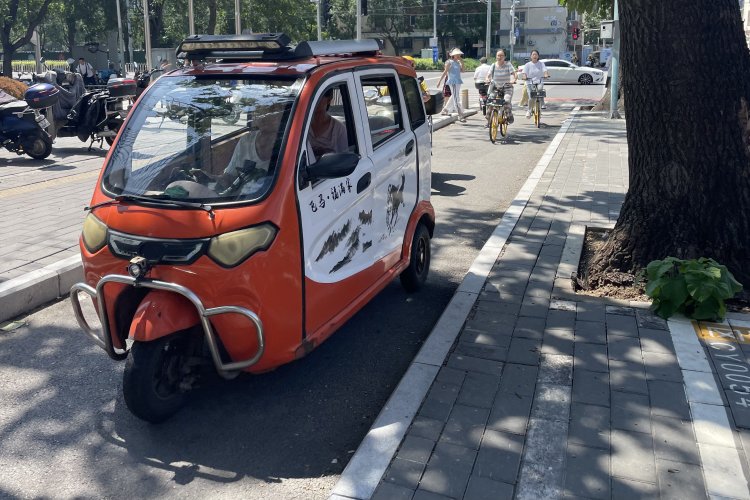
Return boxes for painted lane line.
[329,108,581,500]
[667,318,750,500]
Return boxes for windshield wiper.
[86,194,215,219]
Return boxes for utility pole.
[115,0,126,72]
[509,0,517,63]
[317,0,322,40]
[143,0,152,70]
[235,0,241,34]
[126,0,134,65]
[485,0,491,58]
[609,0,620,119]
[433,0,436,39]
[188,0,195,35]
[356,0,362,40]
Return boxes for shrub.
[0,77,28,99]
[645,257,743,320]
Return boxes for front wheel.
[123,335,191,423]
[578,73,594,85]
[400,223,431,292]
[22,132,52,160]
[488,108,499,143]
[534,99,541,128]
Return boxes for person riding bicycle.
[521,49,550,118]
[484,50,516,126]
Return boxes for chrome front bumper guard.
[70,275,265,376]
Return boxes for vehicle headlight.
[81,213,108,253]
[207,224,277,267]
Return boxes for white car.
[539,59,605,85]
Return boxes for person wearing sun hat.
[436,48,466,122]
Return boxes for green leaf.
[692,297,724,321]
[652,298,680,319]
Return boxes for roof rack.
[175,33,382,61]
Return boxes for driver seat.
[0,100,28,115]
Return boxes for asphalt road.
[0,83,604,499]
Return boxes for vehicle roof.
[167,54,415,78]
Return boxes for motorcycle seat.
[0,100,28,114]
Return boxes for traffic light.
[321,0,332,25]
[572,27,580,40]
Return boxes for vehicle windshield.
[103,75,302,203]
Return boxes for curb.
[330,106,581,500]
[0,255,82,324]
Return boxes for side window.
[360,75,404,148]
[400,76,426,130]
[307,83,358,164]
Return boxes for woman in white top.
[522,50,549,118]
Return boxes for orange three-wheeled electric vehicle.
[70,34,439,422]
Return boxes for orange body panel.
[128,290,200,341]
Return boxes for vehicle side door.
[296,75,376,335]
[354,69,419,264]
[544,61,566,82]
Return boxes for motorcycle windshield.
[102,75,302,204]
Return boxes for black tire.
[105,136,115,146]
[23,133,52,160]
[400,223,430,292]
[578,73,594,85]
[489,108,499,144]
[123,335,190,423]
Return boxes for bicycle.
[474,81,489,116]
[486,87,510,143]
[528,77,547,128]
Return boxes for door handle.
[357,172,371,193]
[405,139,414,156]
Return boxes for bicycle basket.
[530,87,546,99]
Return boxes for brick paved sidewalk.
[366,113,750,499]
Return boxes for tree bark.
[585,0,750,288]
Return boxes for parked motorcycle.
[135,68,165,99]
[0,84,58,160]
[34,71,135,150]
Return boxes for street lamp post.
[356,0,362,40]
[235,0,241,34]
[143,0,152,70]
[609,0,620,119]
[115,0,126,72]
[509,0,518,62]
[188,0,195,35]
[485,0,491,58]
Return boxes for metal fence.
[4,60,71,74]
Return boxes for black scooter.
[0,84,58,160]
[34,71,135,150]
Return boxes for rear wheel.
[500,110,508,137]
[489,108,499,143]
[578,73,594,85]
[22,132,52,160]
[123,335,191,423]
[400,223,431,292]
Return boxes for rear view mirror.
[307,152,359,180]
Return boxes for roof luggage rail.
[176,33,382,61]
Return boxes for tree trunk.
[207,0,217,34]
[585,0,750,288]
[66,17,76,55]
[592,69,624,112]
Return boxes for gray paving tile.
[611,390,652,434]
[611,477,658,499]
[507,337,542,366]
[547,309,577,331]
[638,327,675,354]
[574,342,609,373]
[457,372,500,409]
[572,369,609,406]
[499,363,538,396]
[410,416,445,442]
[419,442,476,498]
[439,404,490,450]
[542,328,575,356]
[575,320,607,344]
[383,457,427,489]
[655,459,707,499]
[436,367,467,386]
[636,308,668,330]
[642,351,683,382]
[577,302,607,323]
[372,481,415,500]
[608,360,649,395]
[611,429,657,483]
[606,306,635,316]
[651,415,701,466]
[455,341,508,363]
[475,299,522,316]
[530,383,571,421]
[446,352,504,377]
[607,335,642,363]
[513,316,546,340]
[569,403,610,450]
[463,475,514,500]
[607,313,639,338]
[412,489,452,500]
[461,327,513,348]
[564,444,610,499]
[488,392,533,435]
[519,297,550,319]
[419,383,460,422]
[474,429,524,484]
[397,435,436,464]
[648,380,691,419]
[538,354,573,386]
[465,311,517,336]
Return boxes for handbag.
[443,84,451,97]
